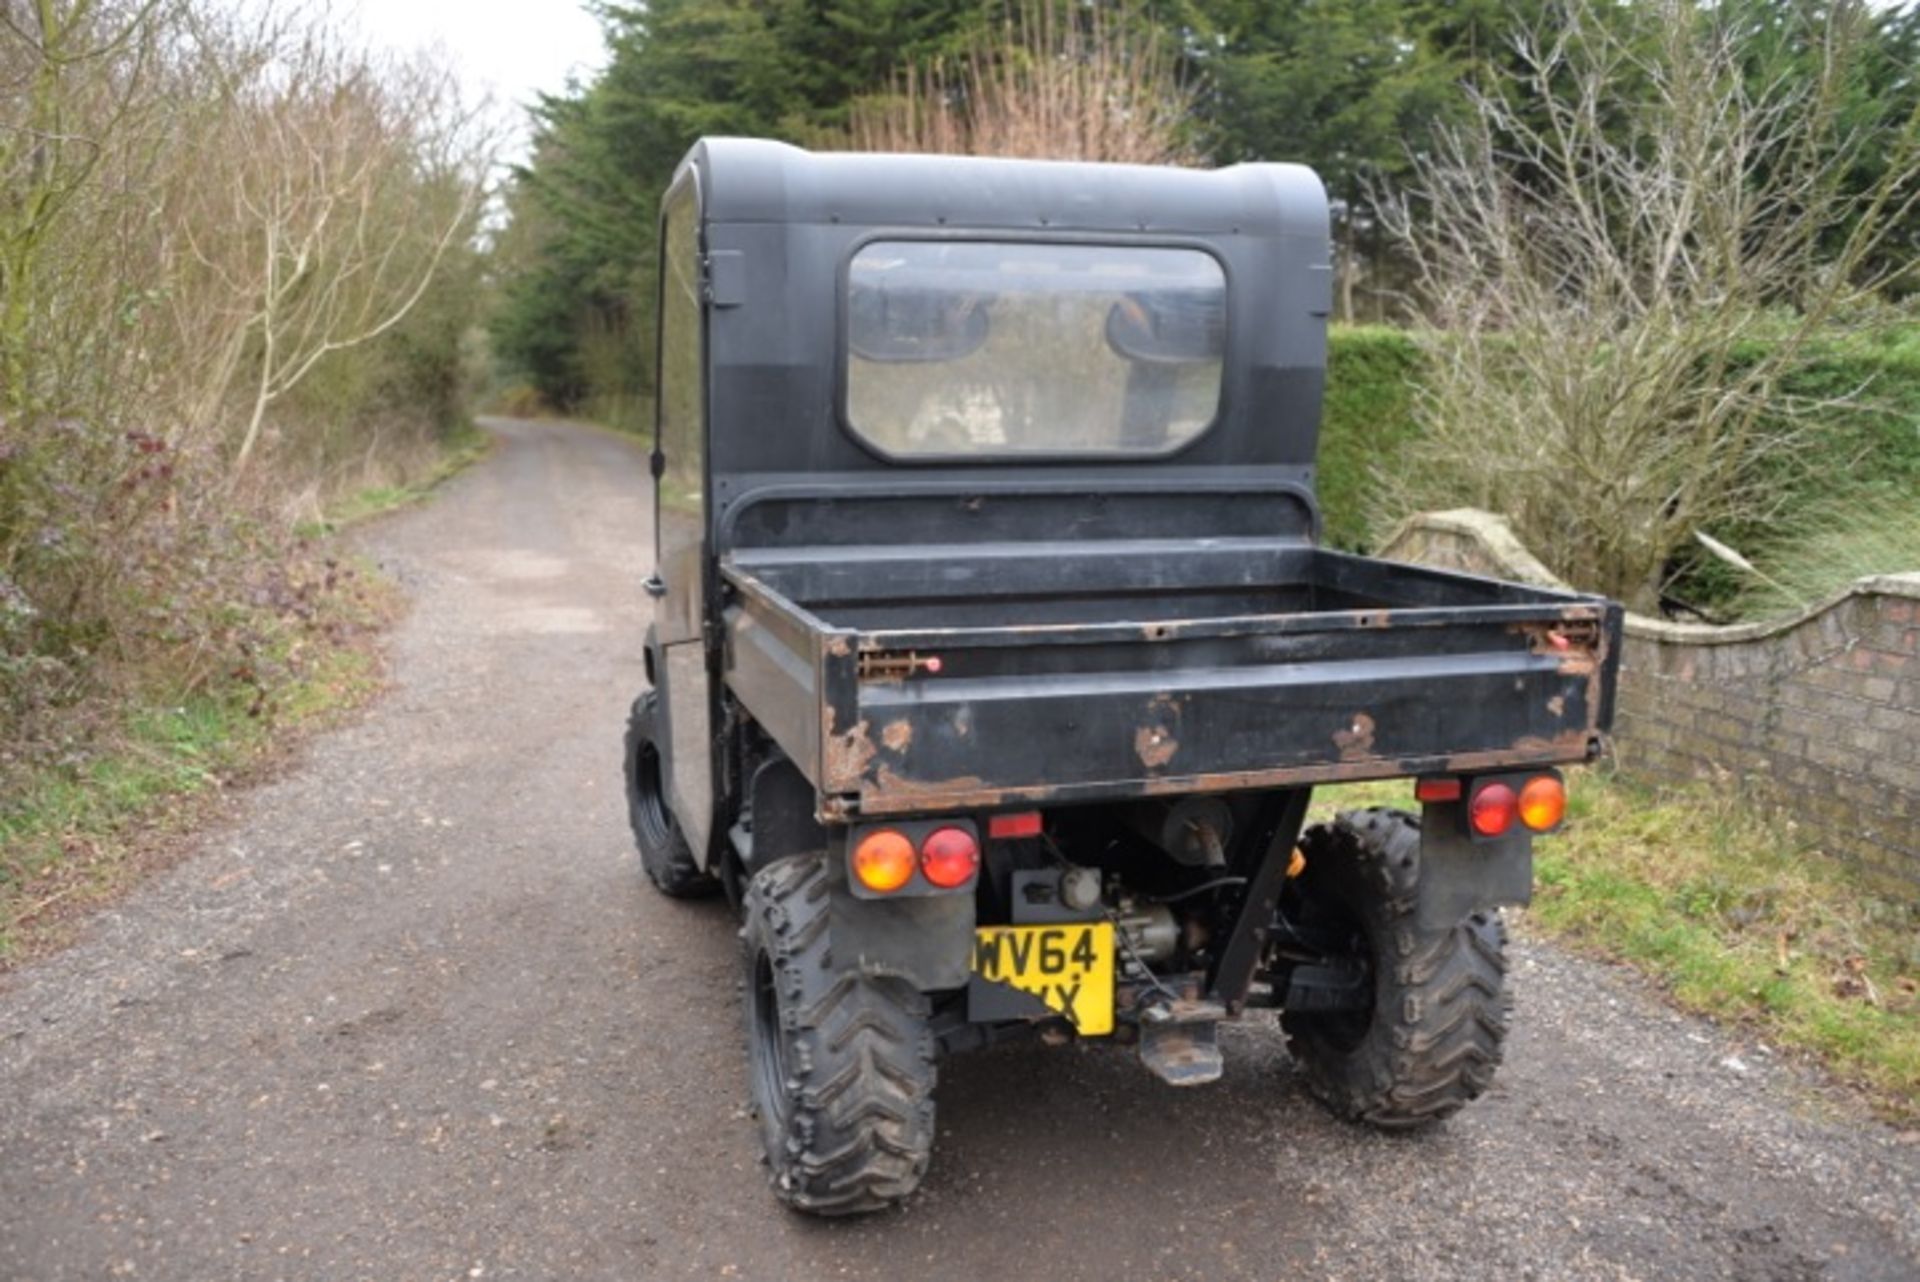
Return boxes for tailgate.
[837,607,1616,815]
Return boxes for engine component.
[1058,865,1104,912]
[1116,902,1179,963]
[1127,797,1234,867]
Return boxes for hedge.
[1318,326,1424,551]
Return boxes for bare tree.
[1,0,495,748]
[1381,0,1920,610]
[0,0,170,410]
[844,0,1195,164]
[176,28,488,476]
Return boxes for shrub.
[1380,0,1920,611]
[492,384,554,419]
[1316,324,1920,615]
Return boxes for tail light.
[852,829,916,893]
[1518,775,1567,832]
[847,819,982,895]
[920,826,980,888]
[1464,772,1566,838]
[1468,781,1518,837]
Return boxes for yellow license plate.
[971,922,1114,1036]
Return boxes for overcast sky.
[346,0,607,150]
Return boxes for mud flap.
[1415,802,1532,930]
[829,877,975,991]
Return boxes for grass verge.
[302,419,493,534]
[1317,770,1920,1121]
[0,565,399,964]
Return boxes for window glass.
[846,241,1224,457]
[656,180,703,561]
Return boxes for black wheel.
[1281,807,1510,1129]
[623,691,720,898]
[741,854,937,1215]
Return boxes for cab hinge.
[704,250,746,307]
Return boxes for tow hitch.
[1137,994,1232,1087]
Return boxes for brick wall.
[1382,511,1920,898]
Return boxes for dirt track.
[3,418,1917,1282]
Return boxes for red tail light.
[1468,781,1518,837]
[919,826,980,888]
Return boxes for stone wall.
[1381,510,1920,897]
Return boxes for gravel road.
[3,418,1917,1282]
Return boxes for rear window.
[845,241,1225,458]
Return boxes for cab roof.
[686,137,1327,240]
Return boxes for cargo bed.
[722,540,1623,818]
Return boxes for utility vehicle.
[622,139,1623,1215]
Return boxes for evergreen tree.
[493,0,985,406]
[1173,0,1471,317]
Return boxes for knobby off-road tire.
[1282,807,1510,1129]
[623,691,720,898]
[741,854,937,1215]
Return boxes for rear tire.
[624,691,720,898]
[741,854,937,1215]
[1281,807,1510,1129]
